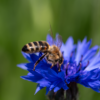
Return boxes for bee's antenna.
[48,23,54,45]
[49,24,54,39]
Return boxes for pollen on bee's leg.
[50,64,54,69]
[58,68,61,72]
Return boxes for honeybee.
[22,34,63,72]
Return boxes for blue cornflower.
[18,34,100,94]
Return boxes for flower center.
[64,55,90,76]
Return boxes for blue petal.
[49,80,60,91]
[35,85,44,94]
[88,81,100,88]
[62,83,69,90]
[92,88,100,93]
[37,78,51,87]
[58,71,65,81]
[85,51,100,71]
[90,69,100,80]
[54,87,60,92]
[41,70,58,81]
[54,82,68,92]
[17,63,28,70]
[35,63,50,72]
[17,63,34,70]
[82,45,98,62]
[30,53,40,63]
[88,81,100,93]
[21,71,43,82]
[45,68,58,77]
[46,87,50,95]
[61,37,75,61]
[22,52,33,62]
[75,38,92,64]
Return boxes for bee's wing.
[46,34,54,46]
[47,25,55,45]
[56,34,63,49]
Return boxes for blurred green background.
[0,0,100,100]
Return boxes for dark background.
[0,0,100,100]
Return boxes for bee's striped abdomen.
[38,41,49,51]
[22,41,49,53]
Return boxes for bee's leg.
[50,64,54,69]
[33,53,47,71]
[58,64,61,72]
[50,64,61,72]
[56,62,61,72]
[58,68,61,72]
